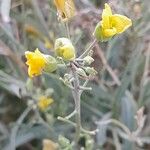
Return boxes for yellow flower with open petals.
[94,3,132,41]
[54,0,75,22]
[38,96,54,110]
[25,48,57,77]
[25,49,47,77]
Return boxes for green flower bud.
[55,38,75,61]
[85,67,97,75]
[76,68,87,77]
[83,56,94,65]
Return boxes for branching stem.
[71,63,81,148]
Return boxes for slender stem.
[95,43,121,86]
[78,38,121,86]
[71,63,81,147]
[65,22,71,39]
[79,86,92,91]
[57,116,76,127]
[57,116,97,135]
[80,79,89,95]
[65,110,76,119]
[81,127,98,135]
[79,39,97,59]
[96,119,131,136]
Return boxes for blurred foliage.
[0,0,150,150]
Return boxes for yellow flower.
[38,96,53,110]
[25,48,57,77]
[94,3,132,41]
[54,38,75,61]
[25,49,47,77]
[54,0,75,22]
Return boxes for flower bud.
[54,38,75,61]
[85,67,97,76]
[83,56,94,65]
[76,68,87,77]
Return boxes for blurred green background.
[0,0,150,149]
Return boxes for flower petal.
[54,0,75,21]
[62,45,75,60]
[54,0,65,12]
[102,3,112,29]
[64,0,75,20]
[103,27,117,37]
[110,14,132,33]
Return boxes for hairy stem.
[65,110,76,119]
[71,63,81,147]
[65,22,70,39]
[57,116,97,135]
[79,39,97,59]
[96,119,131,136]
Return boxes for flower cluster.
[25,3,132,78]
[25,2,132,113]
[25,38,75,78]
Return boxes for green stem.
[65,110,76,119]
[79,39,97,59]
[65,22,70,39]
